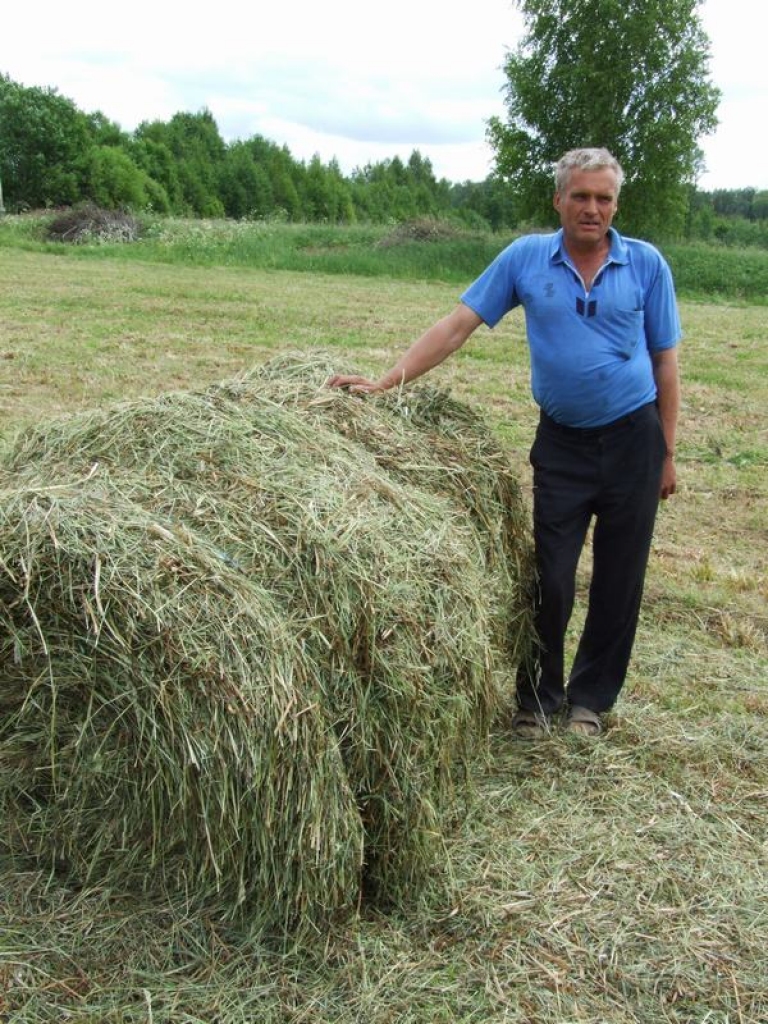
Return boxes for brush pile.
[45,203,142,244]
[0,355,533,928]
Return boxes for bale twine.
[0,354,534,927]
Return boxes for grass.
[663,241,768,303]
[0,213,504,285]
[0,228,767,1023]
[3,211,768,302]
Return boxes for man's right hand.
[325,374,384,393]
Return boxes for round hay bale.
[0,354,534,927]
[0,486,363,927]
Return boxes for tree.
[86,111,129,148]
[0,74,92,208]
[134,111,226,216]
[487,0,720,239]
[130,133,184,212]
[449,177,519,231]
[219,141,274,219]
[752,191,768,222]
[301,155,355,223]
[83,145,164,210]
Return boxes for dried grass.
[377,218,461,247]
[0,354,534,930]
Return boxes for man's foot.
[511,708,553,740]
[566,705,602,737]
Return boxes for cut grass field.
[1,236,766,1023]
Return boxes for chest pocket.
[596,306,646,358]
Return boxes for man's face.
[553,167,619,248]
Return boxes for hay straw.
[0,354,533,927]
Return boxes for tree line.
[1,68,766,245]
[0,74,516,230]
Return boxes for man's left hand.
[660,456,677,500]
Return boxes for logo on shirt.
[576,298,598,318]
[544,282,555,298]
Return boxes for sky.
[2,0,765,190]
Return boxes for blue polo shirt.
[461,227,681,427]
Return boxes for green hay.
[0,354,534,929]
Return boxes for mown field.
[0,221,766,1023]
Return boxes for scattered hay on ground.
[0,354,534,930]
[377,217,461,247]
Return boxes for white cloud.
[698,0,768,190]
[2,0,515,181]
[2,0,764,188]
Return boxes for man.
[328,147,681,738]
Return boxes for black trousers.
[516,401,667,715]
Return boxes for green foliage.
[304,155,356,223]
[86,110,130,148]
[0,73,92,208]
[684,186,768,249]
[84,145,153,210]
[2,71,764,244]
[662,242,768,301]
[488,0,721,240]
[157,110,227,217]
[449,176,520,231]
[349,153,450,223]
[700,214,768,249]
[219,141,274,219]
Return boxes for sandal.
[511,708,552,739]
[566,705,602,737]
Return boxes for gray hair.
[555,148,624,195]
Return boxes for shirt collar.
[549,227,629,266]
